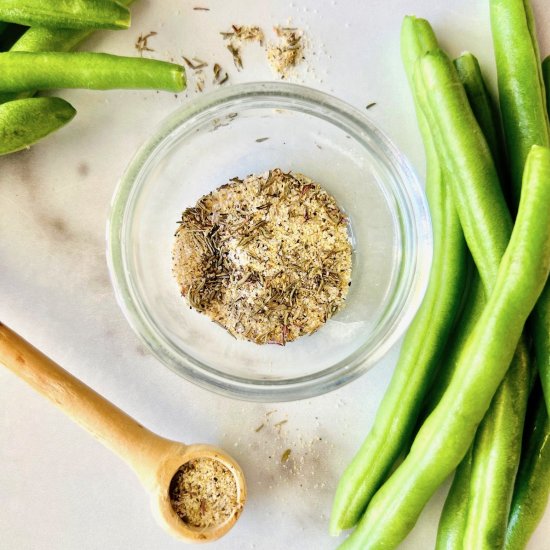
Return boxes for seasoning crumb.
[226,44,243,69]
[221,25,265,44]
[172,169,352,345]
[255,137,269,143]
[193,6,210,10]
[366,102,377,110]
[169,458,238,529]
[255,423,265,432]
[267,26,304,77]
[183,56,208,70]
[221,25,264,70]
[274,420,288,430]
[281,449,292,463]
[213,62,229,85]
[135,31,157,55]
[194,70,205,92]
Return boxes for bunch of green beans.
[340,143,550,549]
[331,2,550,548]
[0,0,185,155]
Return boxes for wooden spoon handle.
[0,322,168,474]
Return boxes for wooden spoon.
[0,322,246,543]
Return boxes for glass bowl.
[107,82,432,402]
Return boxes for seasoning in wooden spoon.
[169,458,238,529]
[172,169,352,345]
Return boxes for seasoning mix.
[172,169,352,345]
[169,458,238,529]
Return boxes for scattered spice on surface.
[213,63,221,80]
[169,458,238,529]
[135,31,157,55]
[366,102,377,110]
[281,448,292,463]
[172,169,352,345]
[255,137,269,143]
[212,63,230,85]
[274,419,289,431]
[255,423,265,432]
[221,25,264,70]
[183,56,208,70]
[194,70,205,92]
[233,25,265,45]
[182,57,210,93]
[267,26,304,77]
[226,43,243,69]
[193,6,210,10]
[221,25,264,44]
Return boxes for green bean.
[430,54,503,547]
[490,0,550,209]
[339,144,550,550]
[0,0,135,105]
[0,97,76,155]
[429,54,495,547]
[505,380,550,549]
[535,58,550,412]
[454,52,508,184]
[0,0,130,30]
[329,15,467,533]
[534,284,550,413]
[417,49,513,289]
[435,447,473,550]
[462,340,531,549]
[544,57,550,111]
[10,0,134,53]
[0,52,185,93]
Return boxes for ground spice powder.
[169,458,238,529]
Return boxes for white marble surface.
[1,1,549,549]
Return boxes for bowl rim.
[106,81,432,402]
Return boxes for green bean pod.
[0,0,130,30]
[430,54,502,546]
[544,57,550,110]
[10,0,134,53]
[338,144,550,550]
[490,0,550,208]
[416,49,513,289]
[505,381,550,549]
[462,340,531,550]
[0,52,185,93]
[534,283,550,414]
[535,57,550,413]
[435,447,473,550]
[454,52,508,183]
[0,0,135,105]
[0,97,76,155]
[329,15,467,534]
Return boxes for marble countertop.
[1,1,549,548]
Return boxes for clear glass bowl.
[107,82,432,401]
